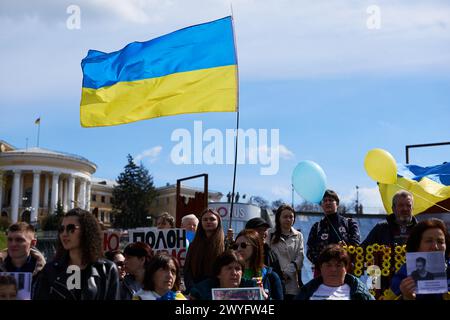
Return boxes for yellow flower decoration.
[347,246,355,254]
[366,246,374,254]
[356,247,363,255]
[354,269,363,277]
[373,244,380,252]
[394,246,402,254]
[366,253,374,262]
[381,269,390,277]
[383,254,390,261]
[355,261,363,269]
[395,261,403,270]
[355,255,364,262]
[382,261,391,269]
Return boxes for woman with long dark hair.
[269,204,304,299]
[34,208,120,300]
[183,208,225,293]
[233,229,283,300]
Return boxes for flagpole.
[37,118,41,147]
[229,8,240,231]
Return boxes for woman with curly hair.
[183,208,225,293]
[34,208,120,300]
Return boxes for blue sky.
[1,0,449,213]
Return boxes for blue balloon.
[291,161,327,204]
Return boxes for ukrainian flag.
[379,162,450,215]
[80,16,238,127]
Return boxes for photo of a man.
[410,257,434,282]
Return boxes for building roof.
[0,146,97,170]
[91,177,117,187]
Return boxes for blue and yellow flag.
[80,16,238,127]
[379,162,450,215]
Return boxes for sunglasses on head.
[231,242,250,250]
[58,224,80,234]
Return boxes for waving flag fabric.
[80,16,238,127]
[379,162,450,215]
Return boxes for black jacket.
[306,213,360,266]
[120,274,142,300]
[264,243,283,280]
[33,254,120,300]
[361,214,417,247]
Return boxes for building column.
[85,181,91,212]
[18,173,24,209]
[43,174,49,209]
[50,172,60,214]
[79,179,87,210]
[31,170,41,223]
[0,171,4,211]
[11,170,21,223]
[58,176,64,207]
[63,178,69,212]
[68,175,75,209]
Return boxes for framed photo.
[212,287,263,300]
[406,251,447,294]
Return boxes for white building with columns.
[0,140,115,226]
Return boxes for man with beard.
[362,190,417,247]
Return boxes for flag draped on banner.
[379,162,450,215]
[80,16,238,127]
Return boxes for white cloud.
[135,146,162,163]
[248,144,294,160]
[279,145,295,160]
[1,1,449,105]
[271,185,291,198]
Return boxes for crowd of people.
[0,189,449,301]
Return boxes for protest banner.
[128,228,188,266]
[103,231,121,252]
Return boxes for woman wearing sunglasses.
[269,204,304,300]
[105,250,126,281]
[133,253,186,300]
[34,208,120,300]
[183,208,225,293]
[233,229,284,300]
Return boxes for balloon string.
[394,183,450,213]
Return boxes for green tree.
[112,154,158,229]
[41,201,65,231]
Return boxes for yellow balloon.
[364,149,397,184]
